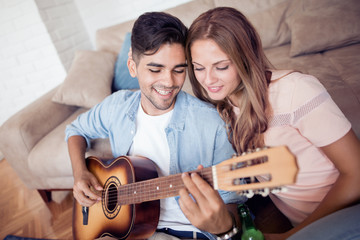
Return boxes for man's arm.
[68,135,103,207]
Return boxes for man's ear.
[127,57,137,78]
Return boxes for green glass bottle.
[238,204,265,240]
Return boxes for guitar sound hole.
[102,176,121,219]
[107,183,118,212]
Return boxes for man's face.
[129,43,186,116]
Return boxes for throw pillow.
[287,1,360,57]
[52,50,116,108]
[112,32,139,91]
[247,0,294,49]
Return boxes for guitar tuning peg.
[261,188,270,197]
[246,148,254,153]
[236,191,246,197]
[270,187,288,194]
[236,190,254,198]
[246,190,254,198]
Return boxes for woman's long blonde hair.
[186,7,273,153]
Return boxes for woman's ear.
[127,57,137,78]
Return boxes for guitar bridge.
[82,206,89,225]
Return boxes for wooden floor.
[0,159,73,240]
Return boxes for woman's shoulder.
[269,70,328,112]
[271,70,326,96]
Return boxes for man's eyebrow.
[147,62,164,67]
[146,63,187,68]
[175,63,188,68]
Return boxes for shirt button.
[131,130,134,134]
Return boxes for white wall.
[0,0,66,126]
[0,0,192,127]
[75,0,193,47]
[36,0,93,70]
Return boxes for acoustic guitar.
[73,146,297,239]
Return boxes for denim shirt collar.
[126,90,141,122]
[168,91,187,131]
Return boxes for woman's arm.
[270,129,360,239]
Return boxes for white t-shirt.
[129,102,199,232]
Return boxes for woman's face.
[190,39,240,102]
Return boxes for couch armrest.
[0,86,77,154]
[0,86,78,188]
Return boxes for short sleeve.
[291,74,351,147]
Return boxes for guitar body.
[73,146,298,239]
[73,156,160,240]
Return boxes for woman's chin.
[207,92,226,101]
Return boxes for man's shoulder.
[177,91,224,123]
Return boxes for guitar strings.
[103,175,213,204]
[102,172,270,205]
[102,168,214,205]
[100,162,273,205]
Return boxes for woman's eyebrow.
[193,59,230,66]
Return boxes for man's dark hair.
[131,12,188,62]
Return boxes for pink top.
[234,70,351,225]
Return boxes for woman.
[183,7,360,239]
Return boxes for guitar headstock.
[213,146,298,198]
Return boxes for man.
[66,12,245,239]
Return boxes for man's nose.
[161,70,175,87]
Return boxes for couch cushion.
[28,108,113,178]
[28,108,86,178]
[286,0,360,57]
[112,32,139,91]
[324,44,360,101]
[214,0,289,15]
[247,1,292,49]
[214,0,294,49]
[28,108,112,178]
[52,50,116,108]
[164,0,215,27]
[96,20,136,54]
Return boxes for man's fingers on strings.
[178,188,200,218]
[182,172,204,197]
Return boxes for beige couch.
[0,0,359,201]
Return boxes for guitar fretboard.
[113,168,214,205]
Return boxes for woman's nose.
[204,70,218,85]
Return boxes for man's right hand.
[73,169,103,207]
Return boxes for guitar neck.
[117,167,214,205]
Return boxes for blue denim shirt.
[65,90,246,239]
